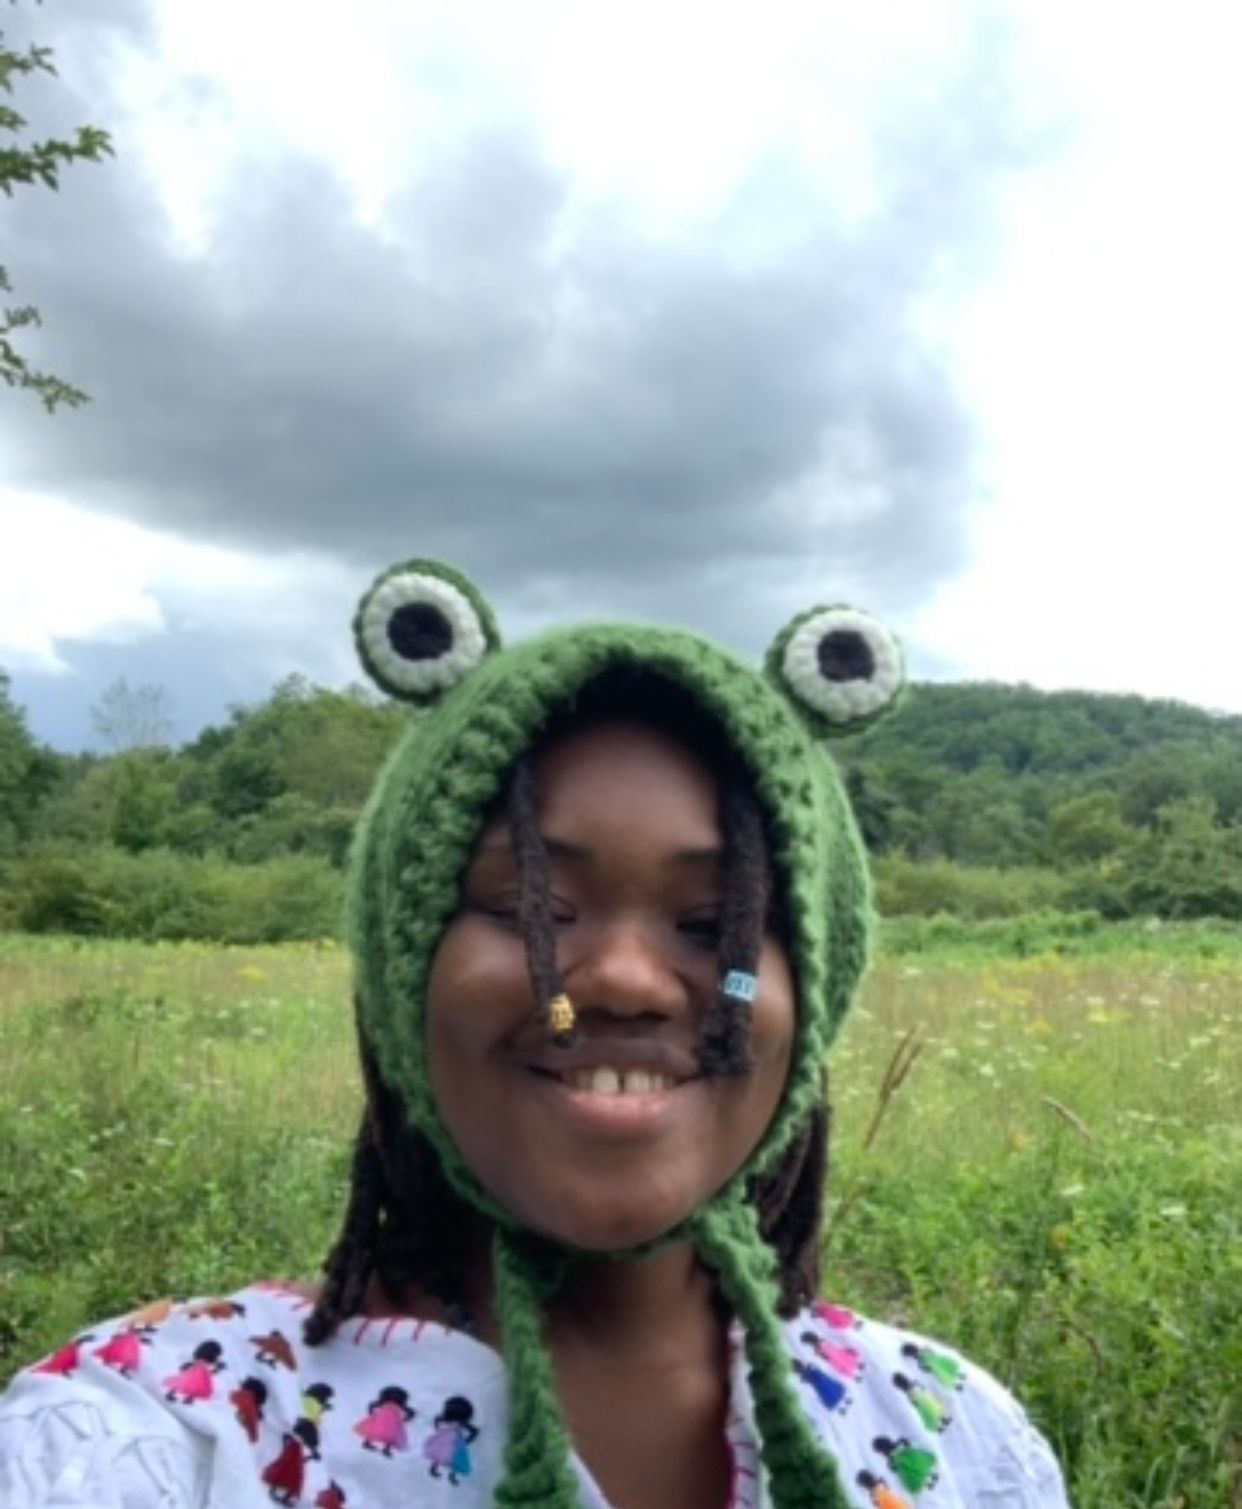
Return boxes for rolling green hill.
[2,672,1239,933]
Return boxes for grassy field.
[1,925,1240,1507]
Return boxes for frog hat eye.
[768,604,904,731]
[353,560,501,703]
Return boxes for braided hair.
[306,673,830,1345]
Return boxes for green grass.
[2,927,1240,1506]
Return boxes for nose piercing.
[721,970,758,1003]
[548,993,577,1047]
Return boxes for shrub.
[873,855,1069,919]
[4,846,343,943]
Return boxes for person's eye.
[476,894,577,928]
[470,889,520,925]
[679,913,722,948]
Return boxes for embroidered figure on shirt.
[33,1335,94,1377]
[230,1376,269,1442]
[900,1340,967,1392]
[423,1395,480,1484]
[355,1384,417,1456]
[873,1436,940,1494]
[810,1301,862,1331]
[315,1483,348,1509]
[799,1330,865,1381]
[185,1298,248,1322]
[892,1373,952,1433]
[857,1468,913,1509]
[164,1339,225,1403]
[125,1298,175,1328]
[302,1382,335,1422]
[251,1329,298,1370]
[93,1325,155,1377]
[262,1417,321,1504]
[793,1358,851,1414]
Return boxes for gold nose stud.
[548,993,577,1047]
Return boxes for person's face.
[425,719,796,1252]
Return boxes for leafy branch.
[1,10,114,412]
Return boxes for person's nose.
[564,915,690,1021]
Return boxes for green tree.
[1118,750,1196,828]
[1043,791,1136,867]
[843,764,896,852]
[1124,796,1242,919]
[0,669,57,849]
[181,676,403,849]
[2,6,113,411]
[90,677,174,751]
[108,749,179,853]
[1200,744,1242,827]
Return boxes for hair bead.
[721,970,758,1002]
[547,994,577,1047]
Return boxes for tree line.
[1,669,1239,940]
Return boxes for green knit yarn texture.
[492,1228,582,1509]
[694,1198,853,1509]
[347,612,877,1509]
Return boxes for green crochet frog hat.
[347,558,904,1509]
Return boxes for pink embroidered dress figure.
[92,1325,153,1378]
[164,1339,225,1403]
[31,1337,93,1378]
[353,1384,416,1457]
[801,1330,866,1381]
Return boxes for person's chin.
[519,1189,695,1254]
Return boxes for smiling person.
[0,561,1071,1509]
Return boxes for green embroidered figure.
[301,1383,334,1423]
[893,1372,953,1434]
[303,558,905,1509]
[901,1340,967,1392]
[873,1435,940,1493]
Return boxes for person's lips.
[518,1038,708,1139]
[522,1039,700,1092]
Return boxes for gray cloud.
[6,2,1041,682]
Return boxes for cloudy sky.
[2,0,1239,749]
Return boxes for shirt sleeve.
[0,1391,212,1509]
[976,1406,1072,1509]
[956,1356,1071,1509]
[782,1306,1074,1509]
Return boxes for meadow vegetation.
[1,927,1238,1507]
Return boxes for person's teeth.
[591,1067,621,1095]
[565,1067,676,1094]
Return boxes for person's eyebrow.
[474,834,723,865]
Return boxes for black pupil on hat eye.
[817,629,874,682]
[388,601,454,661]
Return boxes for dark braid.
[750,1101,830,1316]
[700,774,770,1077]
[508,755,569,1039]
[303,1116,384,1344]
[305,1035,480,1345]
